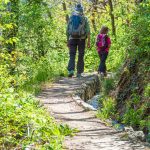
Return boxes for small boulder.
[134,131,145,141]
[124,126,134,133]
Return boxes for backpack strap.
[104,35,108,48]
[96,34,101,46]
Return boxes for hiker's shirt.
[66,12,90,40]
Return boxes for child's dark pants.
[68,39,85,74]
[98,51,108,74]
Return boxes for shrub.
[0,89,73,149]
[97,97,116,120]
[101,78,115,95]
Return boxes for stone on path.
[38,75,148,150]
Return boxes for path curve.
[38,76,148,150]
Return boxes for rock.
[73,95,81,100]
[128,132,137,142]
[74,74,100,101]
[125,127,137,142]
[134,131,145,141]
[81,101,97,111]
[124,126,134,133]
[125,128,145,142]
[72,95,97,111]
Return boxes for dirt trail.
[38,76,147,150]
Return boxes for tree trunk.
[62,1,69,23]
[37,25,45,57]
[108,0,116,37]
[91,0,98,32]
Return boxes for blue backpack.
[68,14,86,38]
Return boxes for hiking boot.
[98,71,104,76]
[76,73,82,78]
[100,72,104,77]
[104,72,107,77]
[68,70,74,77]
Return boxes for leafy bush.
[144,83,150,98]
[101,78,115,95]
[97,97,116,120]
[0,88,73,149]
[122,100,149,130]
[0,51,70,150]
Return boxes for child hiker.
[96,26,111,77]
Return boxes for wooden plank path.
[38,75,148,150]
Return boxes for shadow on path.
[38,76,147,150]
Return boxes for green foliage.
[122,100,149,130]
[97,97,116,120]
[125,1,150,57]
[59,124,79,137]
[0,1,71,149]
[118,1,150,132]
[16,51,68,94]
[0,89,75,149]
[0,56,72,149]
[101,78,115,95]
[144,83,150,98]
[1,0,150,148]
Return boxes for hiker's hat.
[75,3,83,13]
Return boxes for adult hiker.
[96,26,111,77]
[66,3,90,78]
